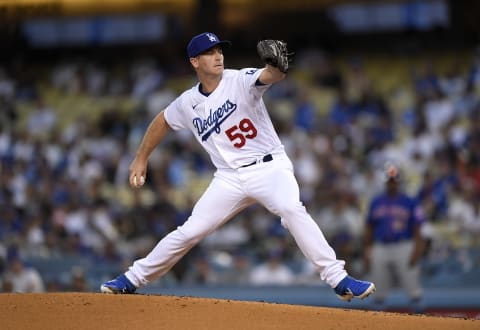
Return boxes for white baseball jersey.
[164,68,284,169]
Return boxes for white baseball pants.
[125,152,347,288]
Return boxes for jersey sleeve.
[240,68,270,99]
[163,95,187,131]
[366,197,378,225]
[411,199,426,225]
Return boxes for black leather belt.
[241,154,273,168]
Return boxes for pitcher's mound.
[0,293,478,330]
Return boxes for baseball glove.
[257,40,292,73]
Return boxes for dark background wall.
[1,0,479,63]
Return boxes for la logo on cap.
[206,33,217,42]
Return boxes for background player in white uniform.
[101,32,375,302]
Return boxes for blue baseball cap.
[187,32,231,58]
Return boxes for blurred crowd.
[1,45,480,293]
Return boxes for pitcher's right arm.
[129,110,170,188]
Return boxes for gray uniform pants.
[369,240,423,302]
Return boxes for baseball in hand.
[134,175,145,187]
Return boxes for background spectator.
[2,254,45,293]
[249,248,295,286]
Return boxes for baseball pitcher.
[101,32,375,302]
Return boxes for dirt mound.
[0,293,478,330]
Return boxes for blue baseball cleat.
[334,276,375,302]
[100,274,137,294]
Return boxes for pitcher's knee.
[275,202,306,219]
[176,225,208,246]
